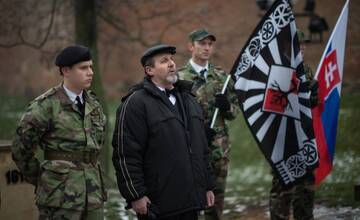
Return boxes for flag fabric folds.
[230,0,318,185]
[313,0,349,185]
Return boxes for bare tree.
[97,0,213,46]
[0,0,212,177]
[0,0,74,62]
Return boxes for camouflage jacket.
[304,63,314,80]
[12,84,107,211]
[178,62,239,160]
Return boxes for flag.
[313,0,349,184]
[230,0,318,185]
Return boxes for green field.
[1,93,359,218]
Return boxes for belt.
[44,150,99,164]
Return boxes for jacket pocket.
[148,112,177,135]
[62,166,102,210]
[90,112,106,147]
[36,161,70,207]
[188,100,205,122]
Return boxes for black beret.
[141,44,176,67]
[55,45,92,67]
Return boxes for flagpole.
[210,75,231,128]
[314,0,349,79]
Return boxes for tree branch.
[0,0,57,49]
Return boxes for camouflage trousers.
[269,172,315,220]
[38,206,104,220]
[204,157,229,220]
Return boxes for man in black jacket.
[112,44,215,220]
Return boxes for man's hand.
[214,93,230,112]
[131,196,151,215]
[206,190,215,207]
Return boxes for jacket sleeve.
[204,132,216,191]
[11,100,50,185]
[112,93,148,205]
[197,111,216,190]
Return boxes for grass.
[316,94,360,207]
[226,93,360,209]
[0,95,29,140]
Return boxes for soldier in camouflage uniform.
[12,45,107,220]
[269,30,318,220]
[178,28,239,220]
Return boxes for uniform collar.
[63,85,84,104]
[56,84,98,116]
[189,59,209,78]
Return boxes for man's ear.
[61,66,71,77]
[187,42,194,52]
[145,66,154,76]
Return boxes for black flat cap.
[55,45,92,67]
[141,44,176,67]
[189,28,216,42]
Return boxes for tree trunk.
[75,0,111,177]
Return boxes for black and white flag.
[230,0,318,185]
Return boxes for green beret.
[55,45,92,67]
[188,28,216,42]
[141,44,176,67]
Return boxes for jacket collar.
[186,61,215,79]
[143,77,194,97]
[189,59,209,76]
[122,77,193,127]
[55,83,98,116]
[122,76,194,101]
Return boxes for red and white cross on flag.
[318,50,341,99]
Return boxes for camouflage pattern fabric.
[178,62,239,220]
[203,157,229,220]
[304,64,314,81]
[269,63,316,220]
[270,173,315,220]
[38,206,104,220]
[12,84,107,212]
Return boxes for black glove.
[309,80,319,108]
[214,93,230,112]
[205,125,216,142]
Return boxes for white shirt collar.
[189,59,209,78]
[155,85,176,105]
[63,85,84,104]
[156,85,166,92]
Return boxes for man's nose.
[169,59,175,67]
[88,67,93,75]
